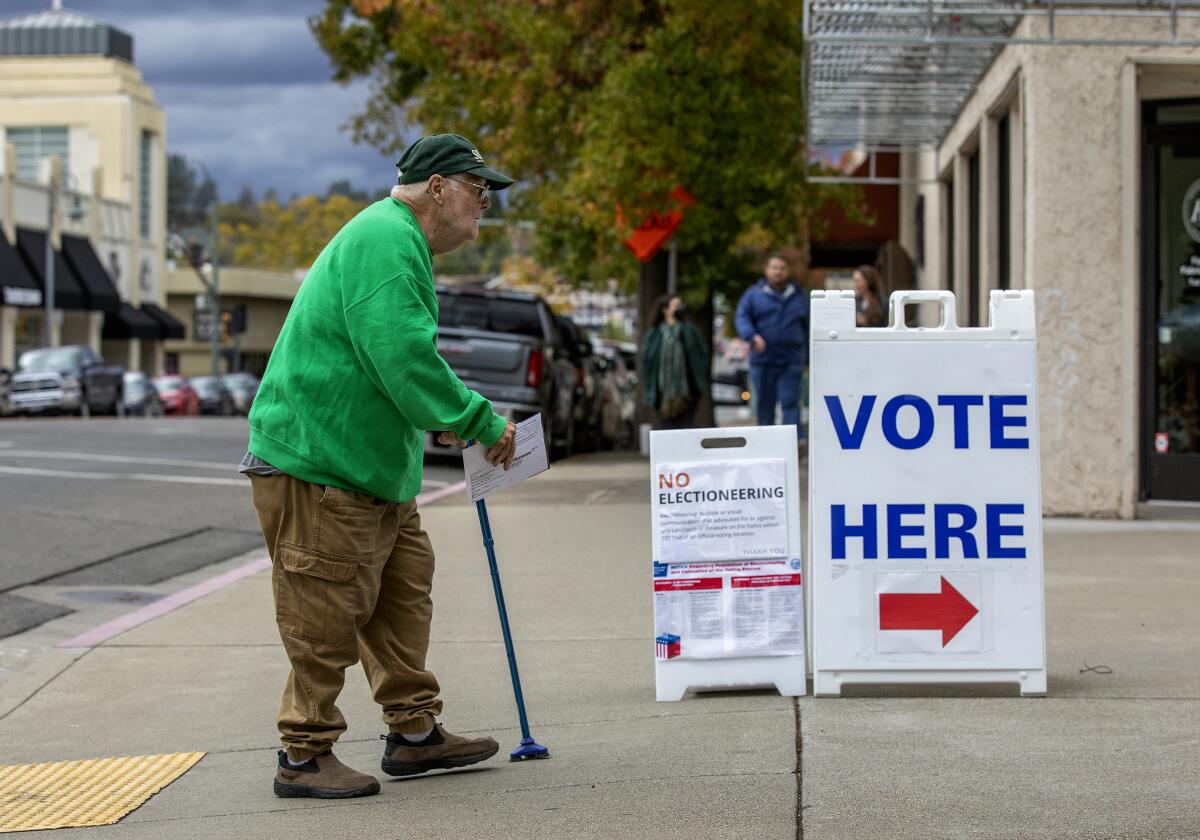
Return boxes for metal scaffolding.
[805,0,1200,160]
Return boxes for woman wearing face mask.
[641,294,708,430]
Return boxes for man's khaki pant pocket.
[274,544,358,646]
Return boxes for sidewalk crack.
[794,696,804,840]
[0,647,92,723]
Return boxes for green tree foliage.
[166,153,218,232]
[219,194,366,269]
[325,179,370,202]
[311,0,845,298]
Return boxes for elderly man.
[242,134,518,799]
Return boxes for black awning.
[102,302,160,340]
[15,228,88,311]
[140,302,185,340]
[61,234,120,314]
[0,231,42,308]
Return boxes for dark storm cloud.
[23,0,404,199]
[132,15,335,87]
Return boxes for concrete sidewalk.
[1,453,1198,838]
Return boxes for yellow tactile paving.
[0,752,205,833]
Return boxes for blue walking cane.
[470,441,549,761]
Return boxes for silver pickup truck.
[427,286,578,460]
[8,345,125,417]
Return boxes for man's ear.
[426,174,445,204]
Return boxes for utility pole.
[43,157,59,348]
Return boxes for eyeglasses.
[445,176,490,205]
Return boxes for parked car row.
[142,373,259,417]
[0,344,259,419]
[427,285,639,460]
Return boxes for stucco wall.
[1024,43,1127,516]
[928,14,1200,515]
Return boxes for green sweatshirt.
[248,198,506,502]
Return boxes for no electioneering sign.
[652,459,788,564]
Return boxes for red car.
[152,375,201,416]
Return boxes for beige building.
[0,2,176,374]
[807,1,1200,516]
[164,266,300,378]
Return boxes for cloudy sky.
[26,0,407,201]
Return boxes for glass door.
[1142,100,1200,502]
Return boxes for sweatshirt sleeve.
[344,274,507,447]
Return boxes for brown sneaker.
[273,750,381,799]
[381,723,499,777]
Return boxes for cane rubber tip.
[510,739,550,761]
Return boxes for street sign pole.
[667,240,678,296]
[43,157,58,348]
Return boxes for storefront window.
[1143,98,1200,502]
[14,310,44,358]
[1154,131,1200,455]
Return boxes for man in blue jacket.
[735,254,810,439]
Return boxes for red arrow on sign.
[879,576,979,647]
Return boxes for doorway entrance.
[1142,99,1200,502]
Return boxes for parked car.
[555,315,605,452]
[429,285,577,460]
[122,371,163,417]
[592,340,638,449]
[7,345,125,417]
[712,368,751,407]
[189,375,235,416]
[220,372,260,415]
[152,375,201,416]
[609,340,638,375]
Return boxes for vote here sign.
[809,290,1047,697]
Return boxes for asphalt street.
[0,417,463,638]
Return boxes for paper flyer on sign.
[652,458,789,563]
[653,572,804,659]
[463,414,549,502]
[731,575,804,651]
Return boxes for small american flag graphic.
[655,634,681,660]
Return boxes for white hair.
[392,180,429,202]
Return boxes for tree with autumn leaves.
[312,0,850,419]
[312,0,844,287]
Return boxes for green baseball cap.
[395,133,514,190]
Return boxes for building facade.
[0,3,176,374]
[164,266,300,378]
[807,2,1200,516]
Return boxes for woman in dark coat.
[641,294,708,430]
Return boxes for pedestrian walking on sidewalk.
[641,294,708,430]
[854,264,886,328]
[734,253,810,438]
[242,134,519,800]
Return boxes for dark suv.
[431,286,577,459]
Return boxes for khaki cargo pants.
[249,473,442,760]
